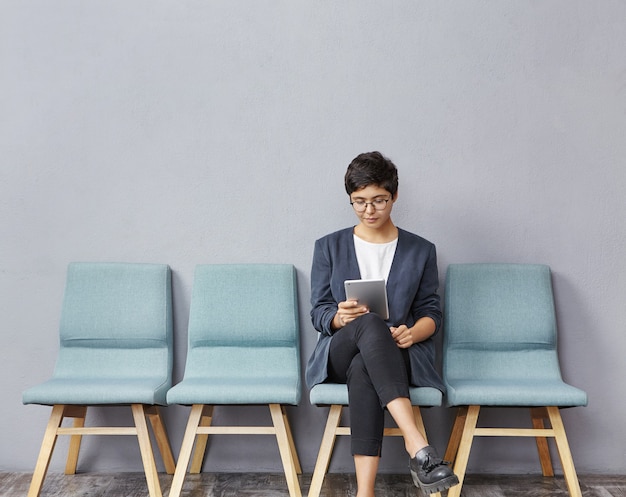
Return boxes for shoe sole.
[410,470,460,495]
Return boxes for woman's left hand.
[390,325,413,349]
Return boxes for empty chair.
[442,263,588,497]
[308,383,444,497]
[22,262,176,497]
[166,264,302,497]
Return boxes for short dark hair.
[344,151,399,196]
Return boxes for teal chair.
[22,262,176,497]
[442,264,587,497]
[166,264,302,497]
[308,383,443,497]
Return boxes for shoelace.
[422,455,452,474]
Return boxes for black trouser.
[327,313,411,456]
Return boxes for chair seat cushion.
[445,379,588,407]
[166,377,300,405]
[22,377,171,406]
[310,383,442,407]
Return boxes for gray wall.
[2,1,625,476]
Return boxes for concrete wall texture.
[2,1,625,475]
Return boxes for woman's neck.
[354,221,398,244]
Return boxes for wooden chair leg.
[189,405,213,474]
[146,406,176,475]
[270,404,302,497]
[308,405,342,497]
[444,406,467,465]
[169,404,205,497]
[281,406,302,474]
[28,404,65,497]
[531,407,554,477]
[446,405,480,497]
[63,405,87,475]
[131,404,163,497]
[547,406,583,497]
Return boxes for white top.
[353,235,398,281]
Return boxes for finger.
[350,307,369,317]
[340,300,367,314]
[338,300,354,310]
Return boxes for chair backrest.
[443,263,564,382]
[184,264,300,386]
[53,262,173,381]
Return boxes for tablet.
[344,278,389,320]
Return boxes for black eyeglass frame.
[349,196,392,212]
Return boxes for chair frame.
[442,263,586,497]
[168,403,301,497]
[444,405,582,497]
[28,403,175,497]
[167,263,302,497]
[25,262,176,497]
[308,403,442,497]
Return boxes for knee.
[354,313,394,344]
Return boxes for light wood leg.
[308,405,342,497]
[531,407,554,477]
[169,404,204,497]
[446,405,479,497]
[28,405,65,497]
[270,404,302,497]
[444,406,467,465]
[190,405,213,474]
[131,404,162,497]
[64,406,87,475]
[146,406,176,475]
[282,406,302,475]
[547,406,583,497]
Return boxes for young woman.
[305,151,459,497]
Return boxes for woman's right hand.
[332,300,369,330]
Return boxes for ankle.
[407,442,428,459]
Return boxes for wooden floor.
[2,472,624,497]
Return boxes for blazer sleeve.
[310,237,338,336]
[411,242,442,335]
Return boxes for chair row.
[22,262,587,497]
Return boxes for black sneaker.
[409,445,459,495]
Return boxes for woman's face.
[349,184,396,230]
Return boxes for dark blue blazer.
[305,226,445,392]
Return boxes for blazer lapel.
[385,229,405,289]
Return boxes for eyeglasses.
[350,197,392,213]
